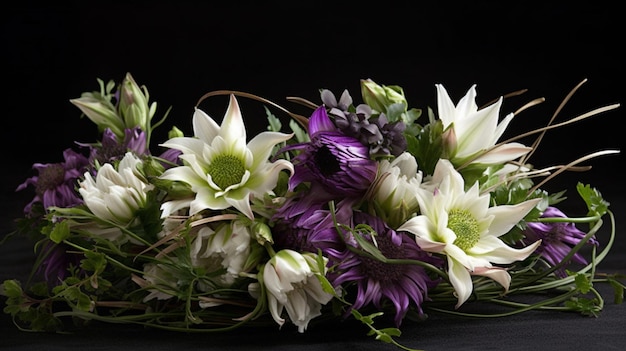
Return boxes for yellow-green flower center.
[448,209,480,251]
[207,155,245,190]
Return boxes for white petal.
[192,108,221,144]
[248,131,293,168]
[160,136,207,157]
[446,256,474,308]
[472,143,532,165]
[160,198,192,218]
[160,166,206,190]
[472,267,512,291]
[486,198,541,236]
[472,236,542,264]
[220,95,247,142]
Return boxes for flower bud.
[263,250,333,333]
[70,95,125,137]
[360,79,407,113]
[119,72,155,133]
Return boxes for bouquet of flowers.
[1,73,623,350]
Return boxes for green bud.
[141,156,166,178]
[152,178,194,198]
[70,95,125,137]
[251,221,273,245]
[168,126,185,139]
[360,79,408,113]
[119,72,153,133]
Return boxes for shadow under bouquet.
[2,73,623,350]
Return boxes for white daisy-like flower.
[159,94,294,219]
[436,84,531,167]
[398,159,541,308]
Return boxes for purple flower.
[17,148,90,215]
[322,89,407,158]
[523,206,598,278]
[272,197,355,254]
[278,106,377,201]
[86,127,148,165]
[326,212,442,327]
[156,148,182,169]
[36,240,83,284]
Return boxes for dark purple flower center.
[314,145,341,176]
[359,235,404,282]
[35,164,65,197]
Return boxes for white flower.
[78,152,154,241]
[368,151,423,227]
[263,249,334,333]
[436,84,531,167]
[398,159,541,308]
[159,94,294,219]
[140,262,180,302]
[190,220,254,289]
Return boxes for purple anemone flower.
[326,211,442,327]
[17,148,90,215]
[523,206,598,278]
[277,106,377,201]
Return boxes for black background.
[2,2,625,350]
[4,0,623,229]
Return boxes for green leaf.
[1,280,23,298]
[577,183,609,217]
[81,251,107,273]
[573,273,592,294]
[265,107,282,132]
[49,220,70,243]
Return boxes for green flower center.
[448,209,480,251]
[207,155,246,190]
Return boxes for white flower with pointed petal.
[263,249,334,333]
[159,94,294,219]
[398,159,541,308]
[436,84,531,167]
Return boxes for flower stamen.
[449,209,480,251]
[207,155,245,189]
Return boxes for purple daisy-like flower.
[272,196,355,254]
[86,127,148,165]
[523,206,599,278]
[17,148,90,215]
[278,106,377,201]
[326,211,442,327]
[36,240,83,284]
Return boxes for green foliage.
[406,119,443,176]
[577,183,609,217]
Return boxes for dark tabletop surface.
[2,2,625,350]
